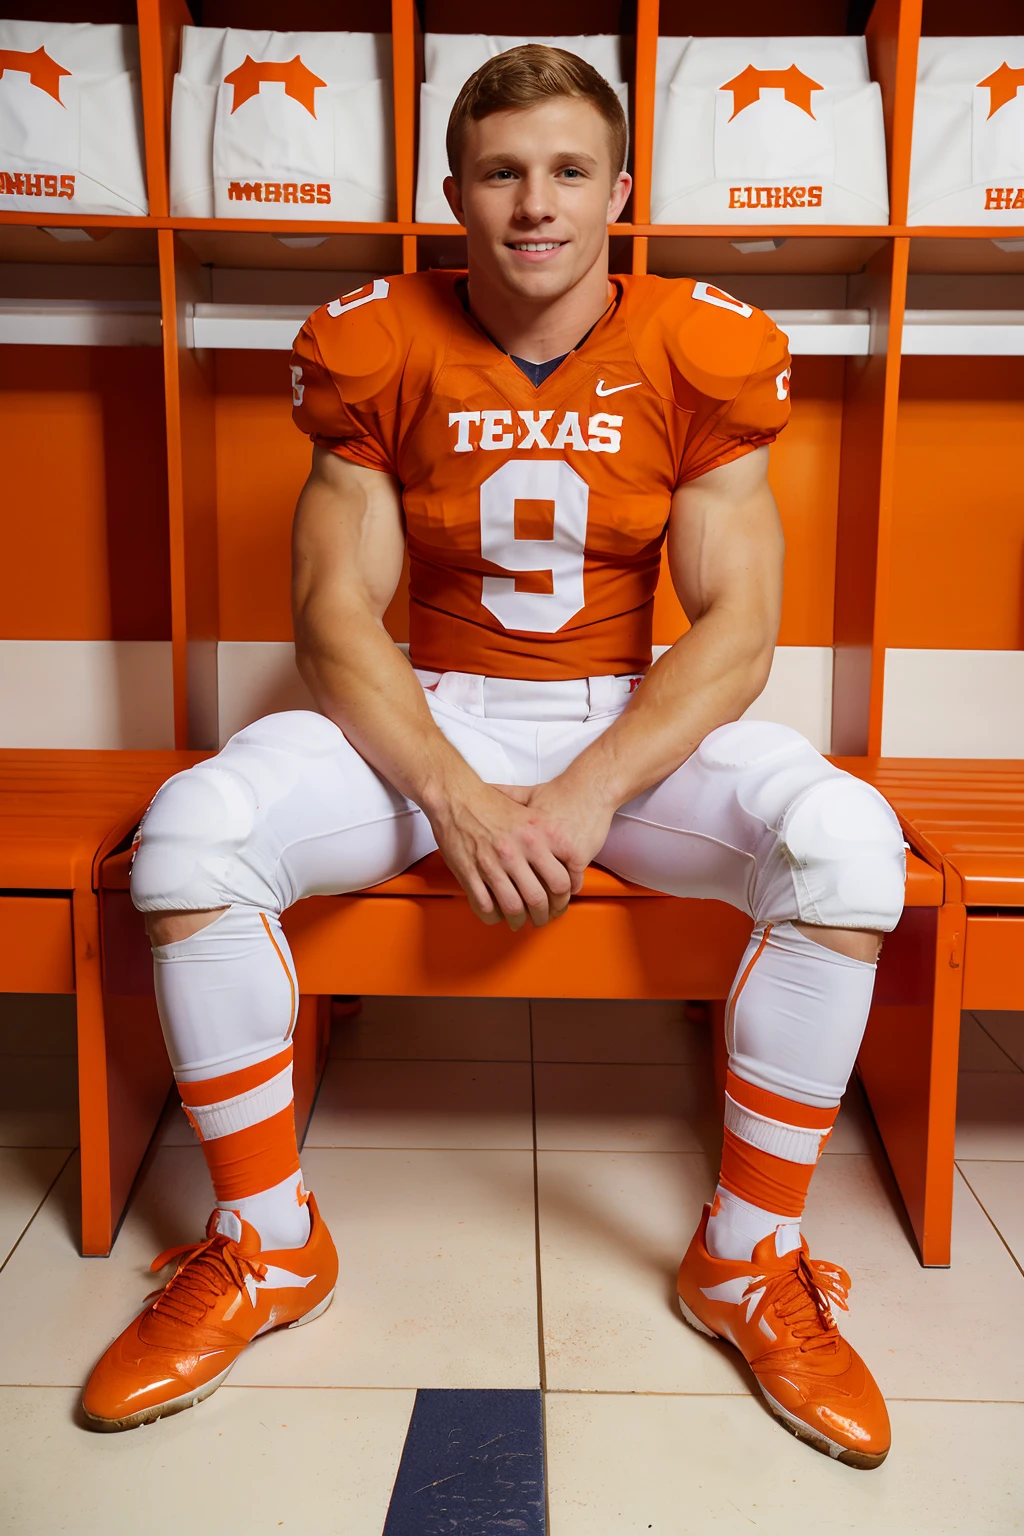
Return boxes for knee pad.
[130,763,260,913]
[697,719,809,771]
[130,712,347,914]
[779,775,906,931]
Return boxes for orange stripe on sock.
[178,1046,293,1109]
[719,1132,811,1219]
[725,1070,838,1131]
[198,1105,301,1204]
[261,912,297,1040]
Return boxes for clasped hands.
[428,775,616,931]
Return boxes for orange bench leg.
[79,884,173,1257]
[857,902,966,1267]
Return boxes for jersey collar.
[442,272,627,405]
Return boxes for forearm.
[558,604,773,809]
[295,602,481,814]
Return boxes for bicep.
[666,445,784,639]
[292,445,405,624]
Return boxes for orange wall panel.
[0,348,170,641]
[214,351,309,642]
[891,358,1024,650]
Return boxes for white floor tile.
[534,1062,715,1154]
[826,1076,881,1155]
[957,1160,1024,1270]
[0,1384,414,1536]
[546,1393,1024,1535]
[537,1150,743,1393]
[0,1147,70,1264]
[538,1148,1024,1403]
[233,1147,540,1389]
[955,1072,1024,1159]
[803,1159,1024,1401]
[331,995,531,1061]
[0,1149,214,1387]
[973,1011,1024,1072]
[0,994,77,1056]
[530,999,708,1064]
[959,1011,1021,1072]
[153,1094,193,1147]
[0,1054,79,1146]
[307,1059,534,1149]
[0,1145,541,1393]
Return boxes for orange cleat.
[677,1205,890,1469]
[83,1193,337,1432]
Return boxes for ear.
[608,171,632,224]
[443,175,465,224]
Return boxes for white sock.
[153,906,311,1250]
[213,1171,311,1252]
[706,1186,801,1262]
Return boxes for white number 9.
[479,459,589,633]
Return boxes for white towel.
[0,19,148,215]
[169,28,394,220]
[652,35,888,224]
[909,37,1024,224]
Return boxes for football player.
[84,45,904,1466]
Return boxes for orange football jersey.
[291,271,790,680]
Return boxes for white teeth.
[513,242,562,251]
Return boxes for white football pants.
[131,670,907,1107]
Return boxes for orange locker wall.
[0,348,170,641]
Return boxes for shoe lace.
[748,1252,851,1353]
[147,1235,267,1327]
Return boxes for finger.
[527,849,572,917]
[481,867,529,931]
[448,861,497,921]
[499,856,556,928]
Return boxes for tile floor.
[1,994,1023,1533]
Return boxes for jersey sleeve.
[289,289,403,475]
[677,313,792,486]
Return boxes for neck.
[466,250,615,364]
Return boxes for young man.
[84,47,905,1466]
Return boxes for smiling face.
[443,96,631,306]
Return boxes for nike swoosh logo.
[595,379,641,396]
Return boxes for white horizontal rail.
[190,303,312,350]
[3,301,1024,357]
[0,299,161,347]
[768,310,870,354]
[901,310,1024,355]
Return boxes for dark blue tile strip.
[382,1388,546,1535]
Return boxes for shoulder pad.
[628,276,783,403]
[302,272,447,408]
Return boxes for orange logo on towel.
[0,46,71,105]
[977,62,1024,119]
[223,55,327,117]
[720,64,823,120]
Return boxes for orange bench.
[100,819,944,1259]
[0,751,204,1256]
[840,759,1024,1268]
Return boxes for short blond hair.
[446,43,628,181]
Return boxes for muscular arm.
[292,446,572,926]
[504,447,784,860]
